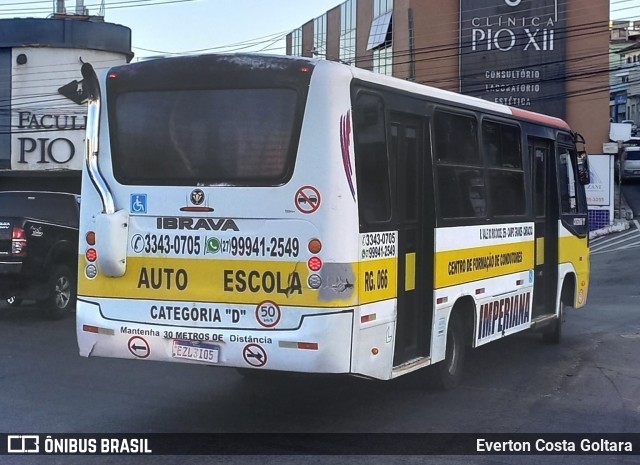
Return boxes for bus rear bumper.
[76,299,355,374]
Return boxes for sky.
[1,0,640,61]
[105,0,342,60]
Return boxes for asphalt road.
[1,244,639,465]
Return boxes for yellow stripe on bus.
[536,237,545,265]
[358,257,398,304]
[405,252,416,291]
[79,256,358,307]
[558,234,590,308]
[435,241,534,289]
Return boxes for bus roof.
[110,53,571,132]
[311,58,572,132]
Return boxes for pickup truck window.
[0,192,79,228]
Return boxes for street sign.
[610,123,631,142]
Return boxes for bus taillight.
[308,238,322,254]
[308,274,322,289]
[308,256,322,271]
[85,264,97,279]
[86,248,97,262]
[86,231,96,245]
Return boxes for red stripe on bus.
[509,107,571,131]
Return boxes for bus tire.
[42,264,77,320]
[432,312,465,390]
[543,300,564,344]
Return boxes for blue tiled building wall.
[588,209,610,231]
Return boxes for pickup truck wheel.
[43,265,77,319]
[6,296,22,307]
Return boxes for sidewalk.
[590,183,634,240]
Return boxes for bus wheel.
[42,265,77,320]
[432,313,465,390]
[543,300,564,344]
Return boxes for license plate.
[635,171,640,175]
[172,340,219,363]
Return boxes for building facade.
[610,21,640,124]
[0,17,132,193]
[286,0,610,154]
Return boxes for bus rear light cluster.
[11,227,27,256]
[306,239,323,287]
[85,231,98,278]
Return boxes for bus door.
[390,114,433,366]
[530,138,558,317]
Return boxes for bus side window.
[434,111,485,220]
[488,171,525,216]
[353,94,392,225]
[437,166,486,219]
[483,121,525,217]
[483,121,522,169]
[434,111,479,165]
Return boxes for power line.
[0,2,634,117]
[0,0,200,15]
[5,13,617,82]
[1,0,631,66]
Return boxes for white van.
[622,146,640,181]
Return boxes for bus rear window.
[110,88,299,186]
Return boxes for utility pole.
[55,0,66,15]
[616,140,623,220]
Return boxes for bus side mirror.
[81,62,100,100]
[577,151,590,185]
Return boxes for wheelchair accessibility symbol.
[131,194,147,213]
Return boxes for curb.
[589,219,630,240]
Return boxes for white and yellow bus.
[76,54,590,388]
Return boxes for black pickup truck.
[0,191,79,318]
